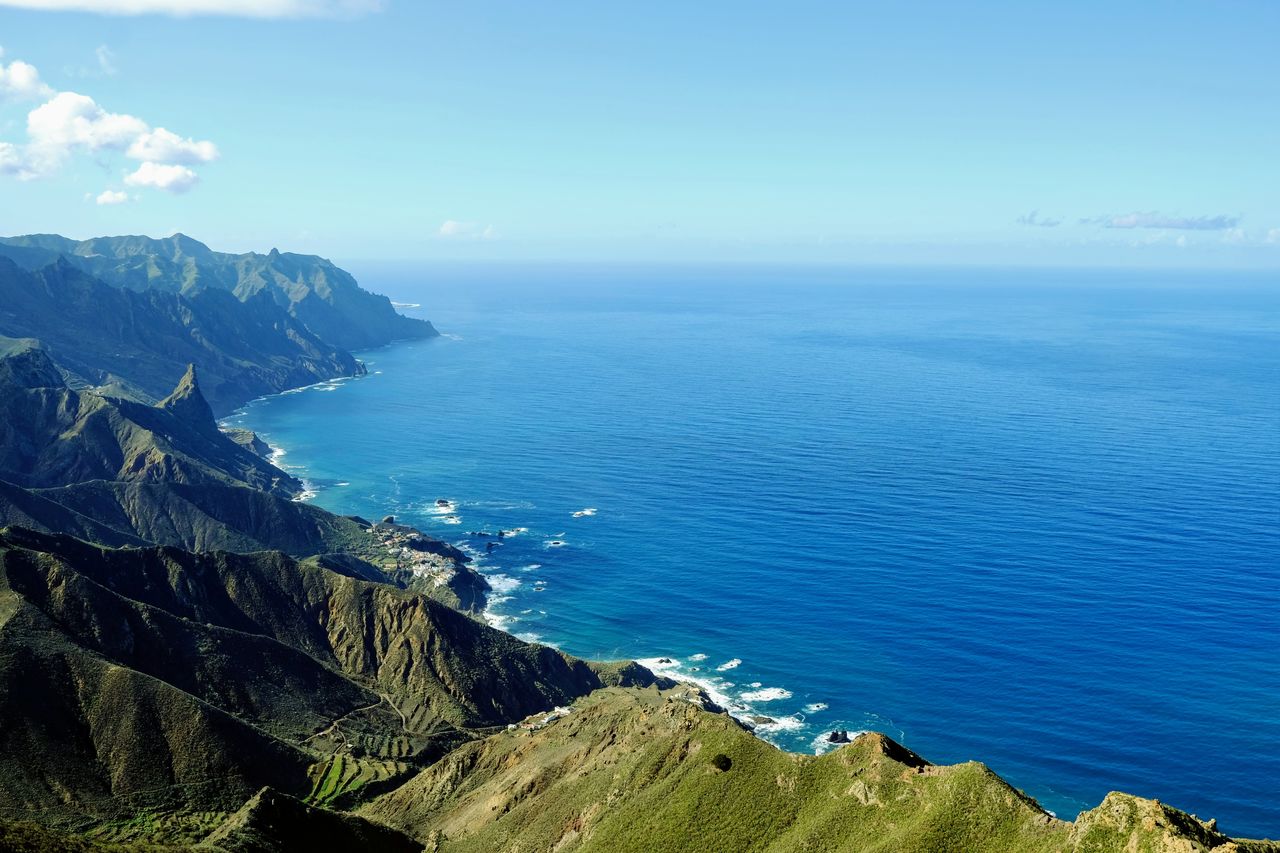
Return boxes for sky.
[0,0,1278,267]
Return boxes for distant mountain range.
[0,233,1272,852]
[0,233,437,414]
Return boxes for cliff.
[0,233,437,354]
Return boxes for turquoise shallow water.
[227,264,1280,837]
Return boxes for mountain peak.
[159,363,215,425]
[0,338,65,390]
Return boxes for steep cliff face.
[0,256,363,415]
[0,234,437,353]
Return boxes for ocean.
[225,264,1280,838]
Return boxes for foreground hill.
[362,687,1277,853]
[0,233,436,353]
[0,527,656,843]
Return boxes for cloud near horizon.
[1016,211,1061,227]
[0,0,382,17]
[1084,212,1242,231]
[438,220,496,240]
[0,48,218,197]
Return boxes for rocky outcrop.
[0,348,300,497]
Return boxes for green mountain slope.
[0,343,488,611]
[362,687,1278,853]
[0,256,363,414]
[202,787,422,853]
[0,344,299,497]
[0,233,436,352]
[0,527,655,842]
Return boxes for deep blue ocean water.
[226,264,1280,837]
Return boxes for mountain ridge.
[0,233,437,353]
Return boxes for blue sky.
[1,1,1277,266]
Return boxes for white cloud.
[0,141,26,175]
[0,0,383,17]
[1266,228,1280,245]
[0,50,217,192]
[124,161,198,192]
[127,127,218,164]
[0,52,54,102]
[438,220,496,240]
[1084,211,1241,231]
[28,91,149,152]
[94,188,129,204]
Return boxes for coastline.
[222,325,1278,840]
[224,362,842,753]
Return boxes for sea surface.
[227,264,1280,837]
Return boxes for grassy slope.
[0,528,650,842]
[363,687,1278,853]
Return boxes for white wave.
[486,574,522,594]
[811,729,870,756]
[544,540,567,548]
[636,657,739,713]
[428,500,457,515]
[518,631,556,647]
[803,703,828,713]
[752,715,806,733]
[715,659,742,672]
[689,653,708,662]
[292,480,318,502]
[441,515,462,525]
[748,682,762,688]
[519,563,543,572]
[498,527,528,537]
[483,611,512,631]
[335,482,350,487]
[572,507,597,518]
[741,687,792,702]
